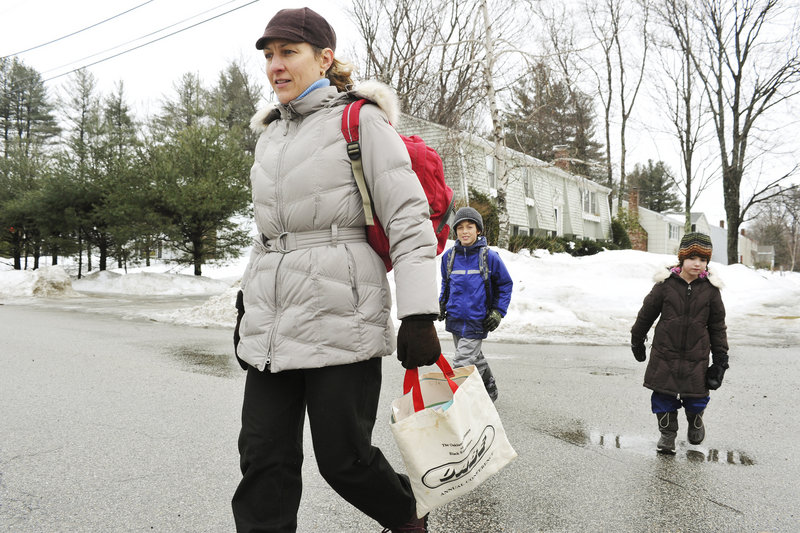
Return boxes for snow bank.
[0,265,80,298]
[2,246,799,347]
[73,270,230,296]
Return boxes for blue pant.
[651,391,710,414]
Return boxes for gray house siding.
[396,114,612,241]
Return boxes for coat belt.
[258,225,367,253]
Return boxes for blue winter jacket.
[440,236,513,339]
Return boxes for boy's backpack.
[341,98,455,271]
[439,245,492,316]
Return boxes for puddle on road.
[166,345,239,378]
[552,427,755,466]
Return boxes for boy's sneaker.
[382,513,428,532]
[686,411,705,445]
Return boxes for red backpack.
[341,98,454,271]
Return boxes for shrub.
[611,217,632,249]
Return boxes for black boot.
[656,411,678,454]
[382,513,428,532]
[686,410,705,445]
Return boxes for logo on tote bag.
[422,425,496,489]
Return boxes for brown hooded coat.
[631,267,728,398]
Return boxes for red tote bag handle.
[403,355,459,412]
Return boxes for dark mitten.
[483,309,502,332]
[706,363,727,390]
[438,302,447,321]
[233,290,245,355]
[397,316,441,369]
[631,334,646,362]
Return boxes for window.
[486,154,496,189]
[583,190,599,216]
[523,167,534,198]
[669,224,680,240]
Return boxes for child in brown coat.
[631,232,729,454]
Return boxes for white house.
[614,193,771,267]
[395,114,612,241]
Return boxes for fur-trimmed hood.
[653,264,724,289]
[249,79,400,134]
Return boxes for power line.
[1,0,156,59]
[4,0,260,95]
[36,0,242,78]
[37,0,260,85]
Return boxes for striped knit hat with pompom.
[678,232,713,262]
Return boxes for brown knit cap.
[255,7,336,51]
[678,232,713,262]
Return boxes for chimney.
[719,220,725,228]
[553,144,570,171]
[629,187,640,216]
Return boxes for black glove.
[631,334,646,362]
[397,315,441,369]
[233,289,245,356]
[483,309,502,331]
[706,363,727,390]
[438,302,446,321]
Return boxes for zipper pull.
[687,283,693,298]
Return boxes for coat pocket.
[345,244,359,309]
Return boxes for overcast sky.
[4,0,798,226]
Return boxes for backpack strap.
[440,247,457,309]
[479,246,492,316]
[341,99,376,226]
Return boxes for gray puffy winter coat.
[237,81,439,372]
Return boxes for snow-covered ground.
[2,244,798,348]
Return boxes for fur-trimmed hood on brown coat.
[631,266,729,397]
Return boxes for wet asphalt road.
[1,303,798,532]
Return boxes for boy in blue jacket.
[438,207,513,401]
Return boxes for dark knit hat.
[453,207,484,233]
[678,232,713,262]
[255,7,336,51]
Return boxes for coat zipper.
[677,280,693,394]
[265,138,291,369]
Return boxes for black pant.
[232,358,416,533]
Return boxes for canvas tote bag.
[390,355,517,517]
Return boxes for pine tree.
[505,62,603,179]
[626,160,682,213]
[0,57,59,269]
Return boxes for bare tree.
[584,0,651,214]
[688,0,800,263]
[350,0,530,248]
[585,1,617,207]
[653,0,716,231]
[535,3,606,180]
[350,0,485,129]
[479,0,510,247]
[613,0,651,213]
[751,186,800,270]
[785,188,800,271]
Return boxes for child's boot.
[685,410,705,445]
[656,411,678,454]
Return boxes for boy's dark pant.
[232,358,415,533]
